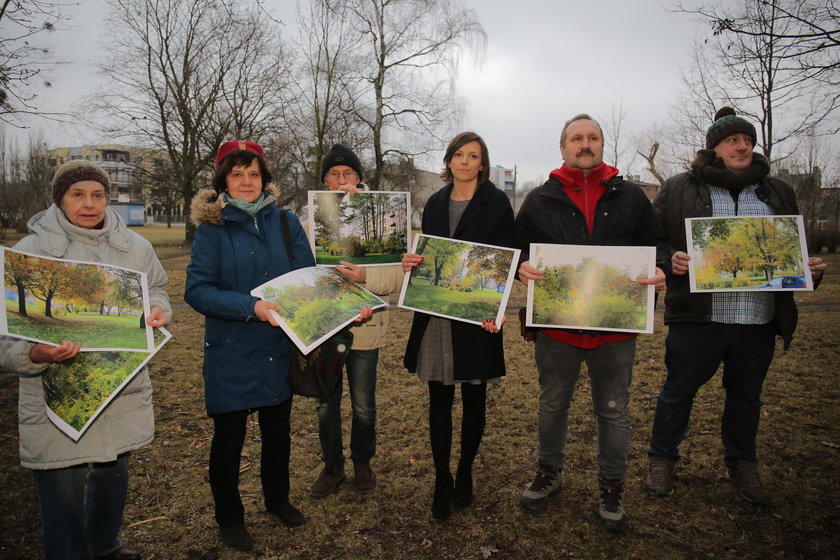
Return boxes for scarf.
[222,192,266,216]
[691,149,770,192]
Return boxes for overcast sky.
[5,0,706,185]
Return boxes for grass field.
[0,234,838,559]
[4,300,149,349]
[402,278,503,322]
[315,248,403,266]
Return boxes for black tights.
[428,381,487,481]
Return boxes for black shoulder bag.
[278,210,352,400]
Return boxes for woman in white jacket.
[0,161,170,560]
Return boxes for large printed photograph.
[308,190,410,266]
[685,215,813,292]
[251,266,386,354]
[526,243,656,333]
[398,234,520,326]
[1,247,154,351]
[44,327,172,442]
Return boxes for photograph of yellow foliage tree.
[687,216,812,292]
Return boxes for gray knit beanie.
[52,160,111,205]
[706,107,757,149]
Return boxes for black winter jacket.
[514,175,669,265]
[652,171,802,348]
[404,180,515,380]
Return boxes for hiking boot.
[598,477,627,531]
[646,455,677,497]
[519,464,562,513]
[728,460,770,505]
[353,461,376,494]
[219,524,253,551]
[309,467,345,498]
[268,502,307,528]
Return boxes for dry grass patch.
[1,243,838,560]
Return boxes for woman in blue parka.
[185,141,314,552]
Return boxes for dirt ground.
[1,244,838,560]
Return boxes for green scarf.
[691,149,770,192]
[222,192,265,216]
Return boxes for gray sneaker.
[728,460,770,505]
[646,455,677,497]
[598,477,627,531]
[519,464,562,513]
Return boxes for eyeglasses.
[326,170,358,180]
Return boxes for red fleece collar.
[549,162,619,187]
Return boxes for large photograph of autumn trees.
[686,215,813,292]
[1,248,153,351]
[43,327,171,441]
[308,191,410,266]
[251,267,386,354]
[398,234,519,326]
[527,244,655,333]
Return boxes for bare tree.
[343,0,485,189]
[674,0,838,161]
[0,0,69,124]
[0,131,54,234]
[277,0,370,207]
[600,101,630,170]
[97,0,290,242]
[680,0,839,132]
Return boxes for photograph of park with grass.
[44,327,171,441]
[2,248,153,351]
[308,190,409,266]
[252,267,386,354]
[399,234,519,326]
[527,243,655,333]
[686,215,812,292]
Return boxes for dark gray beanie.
[52,160,111,205]
[320,144,363,182]
[706,107,757,149]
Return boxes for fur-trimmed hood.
[190,183,281,226]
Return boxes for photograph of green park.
[251,266,386,354]
[43,327,171,441]
[398,234,520,326]
[527,243,655,333]
[686,215,812,292]
[308,190,410,266]
[2,248,153,351]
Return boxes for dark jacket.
[404,181,515,380]
[652,171,803,348]
[515,174,669,265]
[185,186,315,416]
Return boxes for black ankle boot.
[453,465,473,509]
[431,475,454,521]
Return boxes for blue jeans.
[534,334,636,480]
[33,453,130,560]
[317,348,378,469]
[648,322,776,467]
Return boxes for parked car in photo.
[758,274,807,289]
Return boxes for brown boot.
[309,467,345,498]
[353,461,376,493]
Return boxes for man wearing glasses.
[308,144,405,498]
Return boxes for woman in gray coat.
[0,161,170,560]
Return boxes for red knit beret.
[215,141,265,166]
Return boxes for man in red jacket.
[514,114,667,530]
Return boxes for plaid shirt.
[708,185,775,325]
